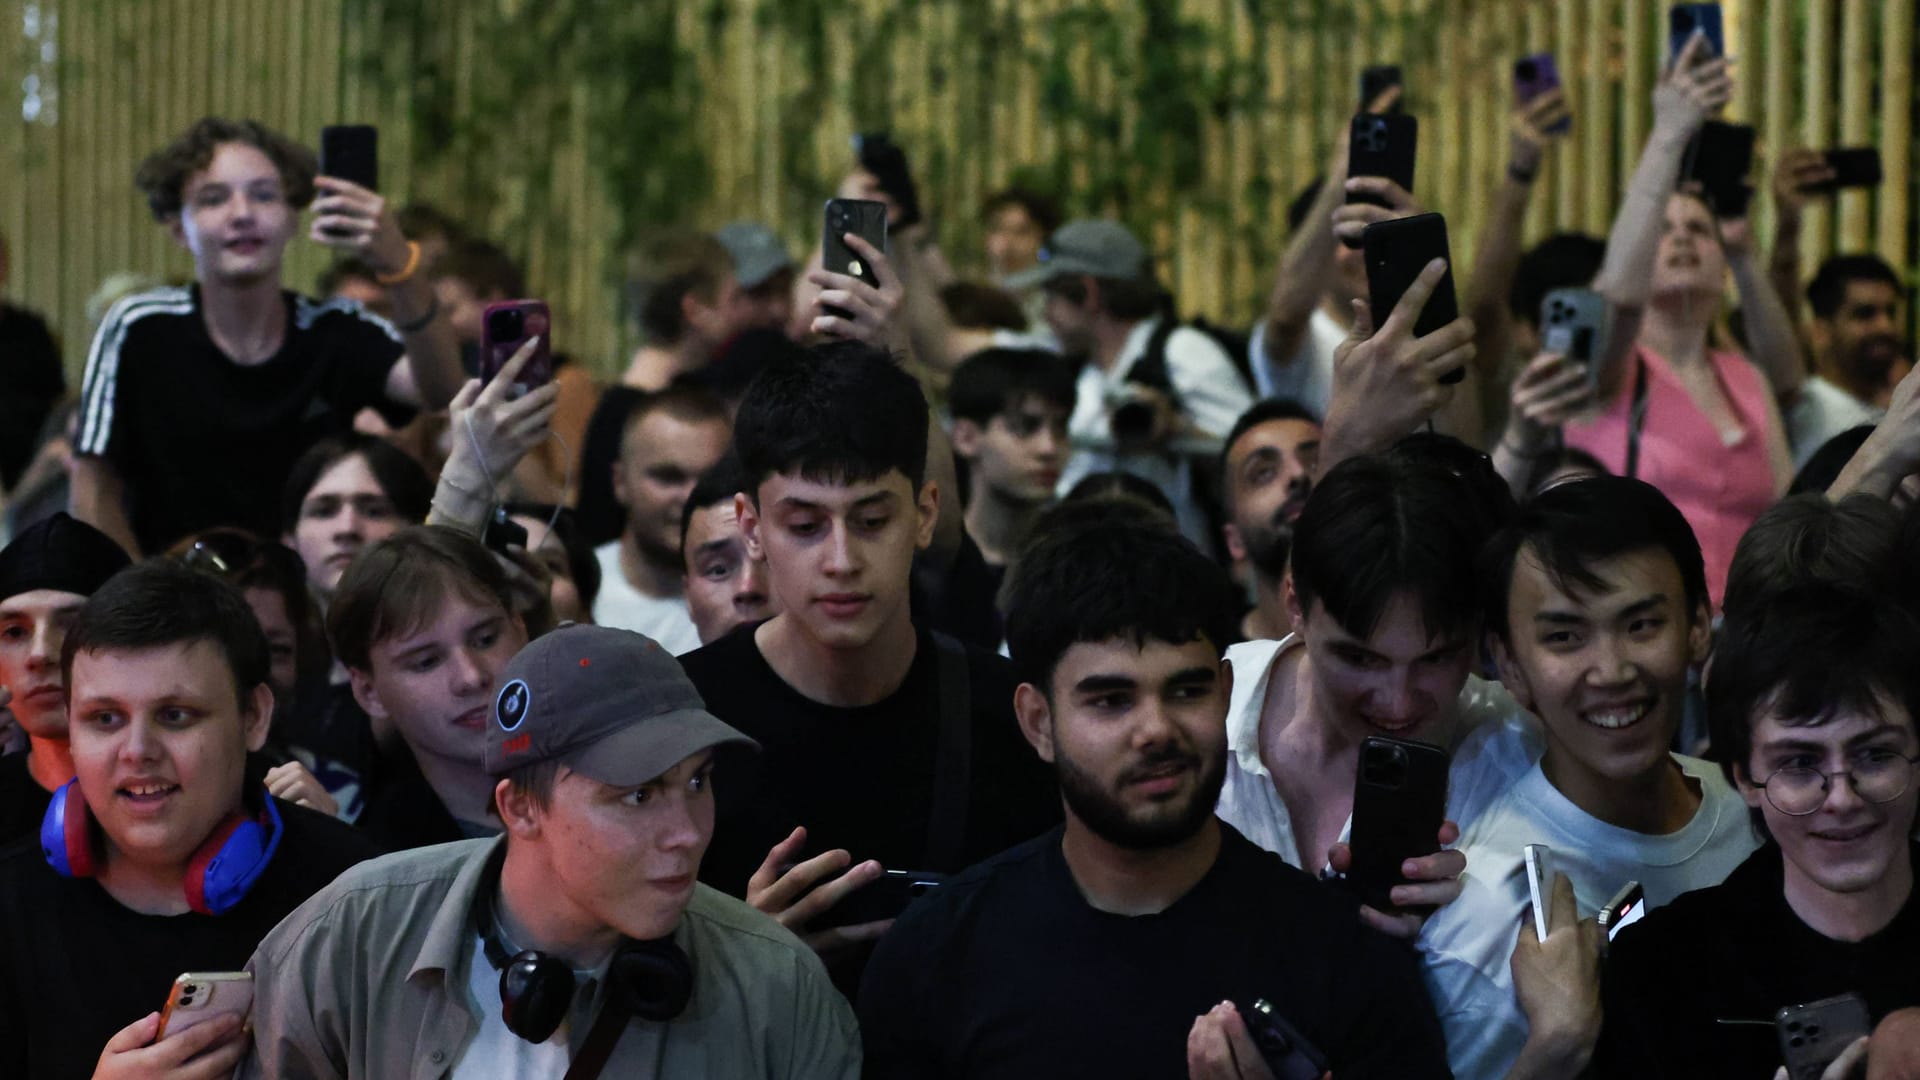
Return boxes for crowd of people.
[0,26,1918,1079]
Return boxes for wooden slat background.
[3,0,1914,381]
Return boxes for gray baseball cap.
[485,624,757,784]
[1004,219,1150,290]
[716,222,794,289]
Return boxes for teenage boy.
[241,624,859,1079]
[1215,450,1537,924]
[621,228,745,390]
[946,347,1076,574]
[0,561,377,1078]
[1594,585,1920,1076]
[1217,398,1320,641]
[595,386,733,653]
[71,116,460,556]
[330,526,530,849]
[1420,476,1761,1079]
[858,514,1449,1078]
[0,513,130,843]
[681,454,779,646]
[1018,219,1253,545]
[678,342,1058,952]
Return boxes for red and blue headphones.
[39,779,284,915]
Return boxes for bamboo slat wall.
[3,0,1915,380]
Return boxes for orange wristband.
[376,240,422,286]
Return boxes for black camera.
[1361,740,1411,788]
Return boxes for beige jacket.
[239,837,860,1080]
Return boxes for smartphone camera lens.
[487,309,524,340]
[1516,60,1537,80]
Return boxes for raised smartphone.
[1669,3,1724,62]
[1358,64,1404,113]
[1681,120,1757,217]
[156,971,254,1041]
[1362,212,1464,383]
[1513,54,1572,134]
[1809,147,1883,193]
[1540,286,1610,389]
[1777,993,1872,1080]
[478,299,554,393]
[318,124,378,191]
[1346,113,1418,212]
[1346,736,1451,912]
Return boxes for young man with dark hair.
[946,347,1076,574]
[1719,492,1901,625]
[71,116,460,556]
[1787,254,1912,467]
[596,385,733,653]
[0,513,130,843]
[281,431,433,599]
[621,228,744,391]
[1597,587,1920,1077]
[980,187,1060,283]
[0,561,377,1078]
[330,526,529,848]
[1016,219,1252,545]
[242,623,860,1079]
[1215,451,1533,907]
[858,514,1449,1078]
[680,454,779,647]
[1420,475,1759,1079]
[1217,397,1321,642]
[678,341,1057,974]
[433,238,529,355]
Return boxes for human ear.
[1014,683,1056,764]
[735,493,763,560]
[347,667,388,721]
[1489,634,1536,714]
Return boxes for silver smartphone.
[1523,844,1553,940]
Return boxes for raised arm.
[1723,216,1809,404]
[1766,148,1836,328]
[1589,34,1731,404]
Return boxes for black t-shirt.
[73,285,412,552]
[0,302,64,491]
[858,822,1451,1079]
[910,533,1006,653]
[352,739,479,852]
[680,623,1060,897]
[0,750,53,849]
[0,798,381,1078]
[1596,841,1920,1079]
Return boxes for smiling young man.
[71,116,459,557]
[680,453,779,646]
[330,526,529,849]
[1595,585,1920,1077]
[677,341,1057,976]
[946,347,1076,575]
[242,623,860,1079]
[1418,476,1760,1079]
[858,514,1448,1078]
[1217,398,1321,641]
[0,513,130,844]
[0,561,376,1079]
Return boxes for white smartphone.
[1523,844,1553,940]
[156,971,254,1040]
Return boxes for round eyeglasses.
[1756,749,1920,817]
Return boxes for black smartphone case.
[1347,114,1418,210]
[1362,212,1464,384]
[1346,736,1450,912]
[1811,148,1883,193]
[822,198,889,289]
[1681,121,1756,217]
[1358,64,1403,113]
[1777,994,1872,1080]
[319,125,378,191]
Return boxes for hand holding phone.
[1513,55,1573,136]
[1808,148,1883,194]
[1361,212,1464,384]
[1777,994,1872,1080]
[1345,736,1451,912]
[1345,114,1418,212]
[479,301,554,393]
[1597,880,1646,944]
[1668,3,1725,63]
[816,869,945,930]
[1359,65,1404,114]
[1523,844,1554,941]
[157,971,254,1040]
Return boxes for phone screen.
[1605,893,1647,942]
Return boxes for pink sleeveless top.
[1564,345,1777,611]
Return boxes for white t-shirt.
[591,541,702,656]
[1786,374,1881,470]
[449,935,574,1079]
[1215,636,1544,872]
[1245,307,1345,419]
[1056,316,1253,546]
[1417,755,1762,1080]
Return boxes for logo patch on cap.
[496,679,531,732]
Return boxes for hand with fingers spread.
[308,176,411,278]
[1331,178,1424,249]
[1502,351,1596,457]
[808,234,906,352]
[1186,1001,1288,1080]
[1508,872,1603,1077]
[1654,32,1733,139]
[1510,88,1573,176]
[1320,259,1475,470]
[264,761,339,818]
[1327,820,1466,939]
[92,1010,249,1080]
[746,826,893,955]
[441,337,562,496]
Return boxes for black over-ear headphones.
[475,853,695,1043]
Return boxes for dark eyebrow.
[1531,611,1587,627]
[1073,674,1139,695]
[693,538,738,559]
[1617,594,1670,619]
[1165,666,1219,685]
